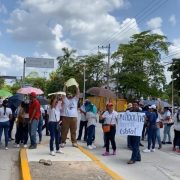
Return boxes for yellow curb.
[20,148,32,180]
[78,145,124,180]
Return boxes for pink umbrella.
[17,87,44,95]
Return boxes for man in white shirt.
[61,85,80,148]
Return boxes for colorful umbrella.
[17,87,44,95]
[0,89,12,98]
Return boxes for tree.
[0,78,5,89]
[112,31,170,98]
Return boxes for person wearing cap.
[77,99,90,142]
[100,102,118,156]
[0,100,12,150]
[143,105,158,153]
[28,92,41,149]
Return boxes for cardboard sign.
[117,112,145,136]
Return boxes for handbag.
[102,114,114,133]
[102,124,111,133]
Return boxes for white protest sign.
[117,112,145,136]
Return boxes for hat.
[127,103,132,108]
[30,92,37,97]
[107,102,113,107]
[149,104,156,109]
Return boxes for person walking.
[61,84,80,148]
[100,103,118,156]
[0,100,12,150]
[48,97,63,156]
[28,92,41,149]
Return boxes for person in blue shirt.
[143,105,158,153]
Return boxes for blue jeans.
[163,124,172,142]
[129,136,141,161]
[48,122,60,151]
[147,126,156,149]
[156,128,161,146]
[0,121,9,147]
[38,119,43,142]
[29,120,38,146]
[87,125,95,146]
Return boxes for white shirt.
[86,112,97,127]
[0,107,12,122]
[64,97,79,117]
[102,110,118,125]
[47,107,60,122]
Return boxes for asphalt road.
[78,123,180,180]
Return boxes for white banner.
[117,112,145,136]
[26,57,54,68]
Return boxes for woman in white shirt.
[0,100,12,150]
[100,103,118,156]
[48,97,63,156]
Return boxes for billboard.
[25,57,54,68]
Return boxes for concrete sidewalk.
[26,137,116,180]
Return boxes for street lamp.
[83,64,86,102]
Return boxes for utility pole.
[22,58,26,87]
[98,44,111,89]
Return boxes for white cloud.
[0,3,7,14]
[5,0,140,56]
[169,14,176,26]
[0,31,2,36]
[147,17,164,35]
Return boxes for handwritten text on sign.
[117,112,145,136]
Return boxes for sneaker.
[127,160,135,164]
[102,152,110,156]
[60,143,65,148]
[24,144,27,148]
[158,145,162,149]
[39,141,41,144]
[91,144,96,149]
[143,148,151,153]
[72,143,78,148]
[166,141,172,144]
[56,149,64,154]
[161,141,165,144]
[29,145,37,149]
[172,147,176,151]
[151,149,155,152]
[5,147,8,150]
[14,144,20,148]
[87,145,93,150]
[50,151,55,156]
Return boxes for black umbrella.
[8,93,24,108]
[37,96,49,105]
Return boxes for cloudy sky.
[0,0,180,83]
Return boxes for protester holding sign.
[100,103,118,156]
[127,101,143,164]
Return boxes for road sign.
[25,57,54,68]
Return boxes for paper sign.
[65,78,79,87]
[117,112,145,136]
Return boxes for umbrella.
[8,94,24,108]
[37,96,49,105]
[17,87,44,95]
[143,100,171,107]
[0,89,12,98]
[86,87,116,98]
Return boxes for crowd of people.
[0,85,180,165]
